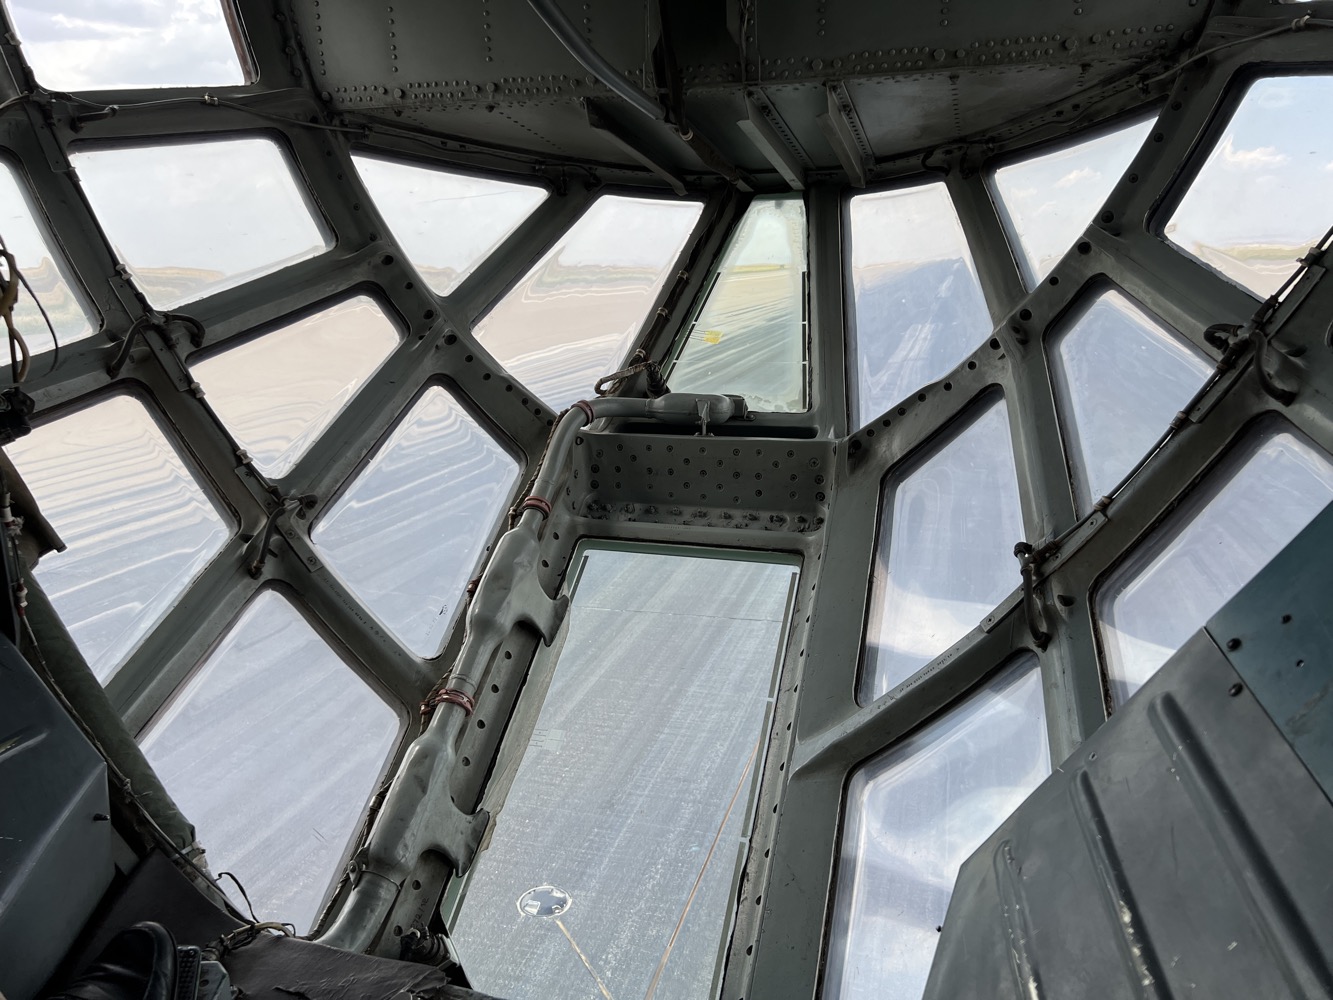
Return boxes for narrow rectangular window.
[668,196,808,412]
[451,545,798,1000]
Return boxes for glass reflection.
[71,138,331,309]
[1050,289,1211,509]
[312,386,519,658]
[0,161,94,358]
[1165,75,1333,298]
[669,196,807,411]
[6,395,230,682]
[352,154,548,297]
[5,0,247,91]
[826,657,1049,1000]
[474,195,702,411]
[862,398,1024,701]
[1098,423,1333,705]
[139,591,400,934]
[847,182,991,428]
[992,116,1155,287]
[191,296,400,480]
[453,546,797,1000]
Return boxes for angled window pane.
[71,138,331,310]
[7,395,230,682]
[453,546,797,1000]
[826,657,1049,1000]
[0,160,94,358]
[992,117,1155,287]
[312,387,519,657]
[848,182,991,428]
[668,196,807,412]
[191,296,400,479]
[5,0,247,91]
[1097,423,1333,705]
[1165,75,1333,298]
[474,196,702,411]
[352,154,547,297]
[1050,289,1211,510]
[862,398,1024,701]
[139,591,400,933]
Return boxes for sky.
[7,0,245,90]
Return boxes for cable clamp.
[424,688,476,716]
[520,495,553,519]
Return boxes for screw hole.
[1077,240,1092,254]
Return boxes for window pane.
[991,117,1155,287]
[452,547,798,1000]
[352,154,547,298]
[312,387,518,657]
[139,591,400,933]
[668,196,807,412]
[0,161,94,358]
[5,0,247,90]
[826,657,1049,1000]
[71,138,331,309]
[862,398,1024,701]
[848,182,991,428]
[1097,424,1333,705]
[1050,289,1211,509]
[191,296,400,479]
[474,196,702,411]
[6,395,230,682]
[1165,75,1333,298]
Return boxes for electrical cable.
[0,243,32,383]
[1136,14,1321,90]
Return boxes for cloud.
[1055,167,1098,188]
[1218,135,1289,170]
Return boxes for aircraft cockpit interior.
[1,2,1331,1000]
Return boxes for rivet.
[1226,637,1242,651]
